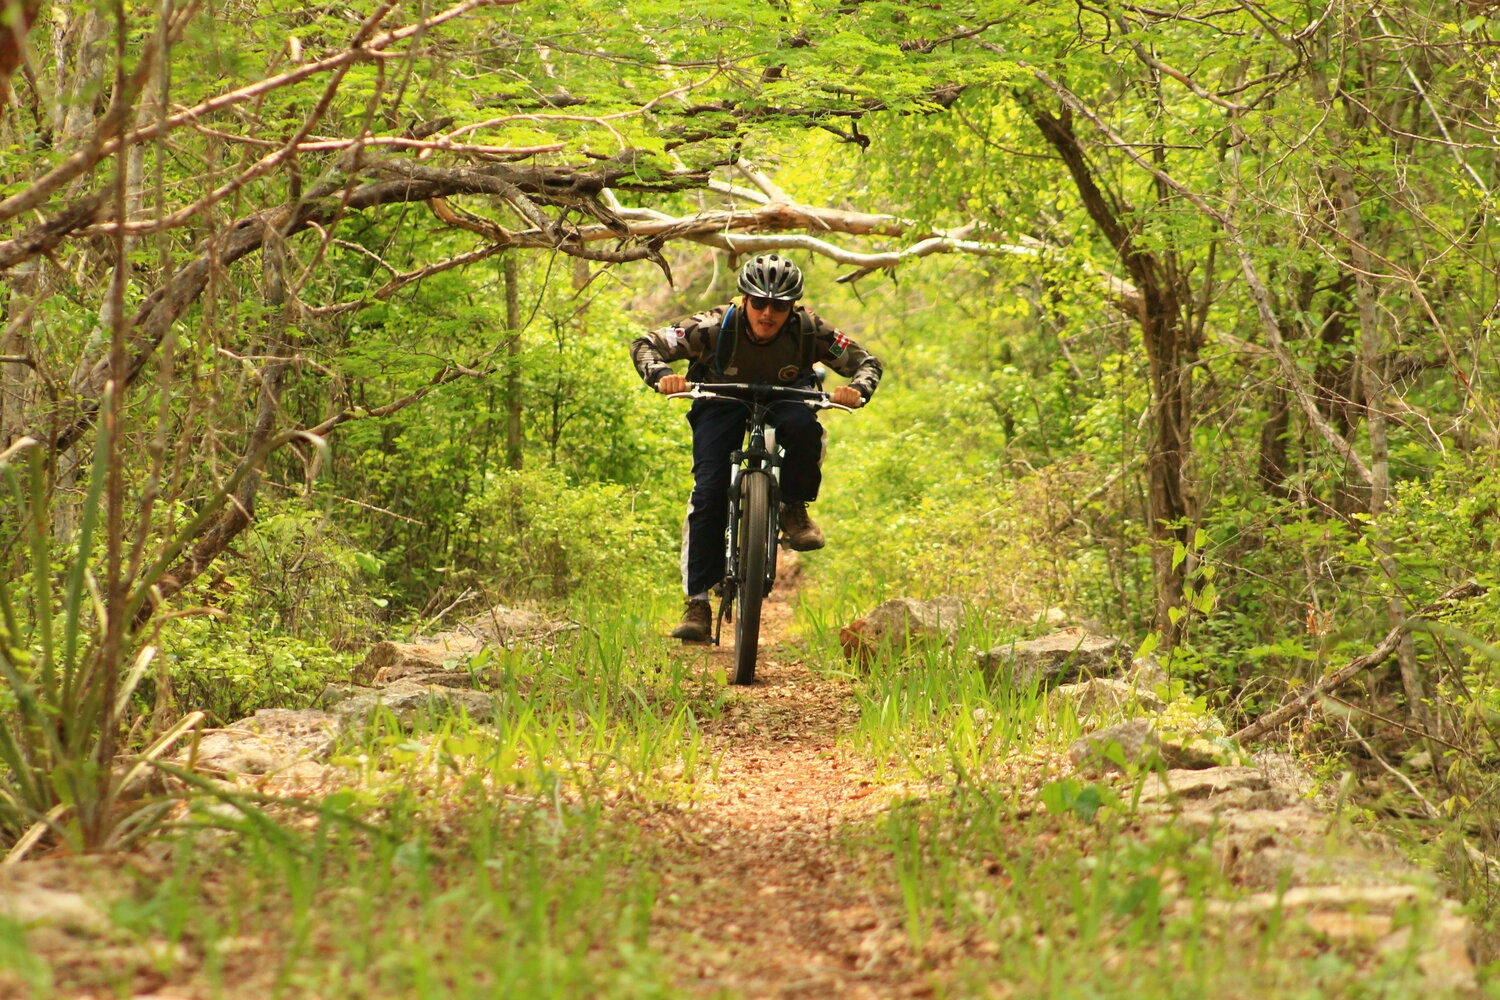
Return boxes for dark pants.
[682,399,826,596]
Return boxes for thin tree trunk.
[134,225,292,628]
[504,253,522,470]
[0,261,41,448]
[91,0,131,848]
[0,0,43,113]
[1026,98,1197,642]
[1310,50,1436,738]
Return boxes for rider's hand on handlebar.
[657,374,689,395]
[831,385,864,409]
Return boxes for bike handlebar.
[666,381,854,412]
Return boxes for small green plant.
[1038,777,1115,822]
[158,620,357,725]
[0,439,194,855]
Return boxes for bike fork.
[713,465,743,648]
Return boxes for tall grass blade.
[62,418,111,692]
[113,645,158,719]
[3,803,67,865]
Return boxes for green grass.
[133,765,680,999]
[792,587,1066,782]
[862,785,1464,1000]
[1,590,1485,998]
[4,605,715,1000]
[788,587,1473,999]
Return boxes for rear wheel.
[732,470,772,684]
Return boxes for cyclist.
[630,253,884,642]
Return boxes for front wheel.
[732,470,772,685]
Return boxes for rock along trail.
[631,578,1480,999]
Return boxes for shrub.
[451,466,675,604]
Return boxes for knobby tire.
[732,470,771,685]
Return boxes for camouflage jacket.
[629,304,883,401]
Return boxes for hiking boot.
[780,502,825,552]
[670,598,713,642]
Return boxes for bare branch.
[0,0,519,225]
[0,191,110,271]
[707,178,772,205]
[1231,582,1488,744]
[180,124,567,158]
[735,158,792,202]
[136,355,490,621]
[87,37,357,239]
[0,0,43,115]
[309,244,511,317]
[444,68,722,151]
[0,0,199,223]
[303,363,491,438]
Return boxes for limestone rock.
[321,680,498,728]
[1159,735,1230,769]
[1134,766,1271,804]
[1050,677,1166,721]
[1066,728,1475,994]
[1126,655,1169,690]
[841,596,964,666]
[978,627,1133,689]
[351,606,578,686]
[0,881,109,933]
[352,635,486,686]
[462,603,576,644]
[1068,719,1158,772]
[1252,750,1330,804]
[183,708,339,777]
[1066,718,1227,773]
[0,861,193,993]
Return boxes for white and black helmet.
[736,253,803,301]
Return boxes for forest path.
[639,580,945,999]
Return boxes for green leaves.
[1039,777,1115,823]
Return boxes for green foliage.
[1039,777,1114,822]
[6,4,1500,967]
[320,257,685,611]
[234,504,383,645]
[158,623,356,727]
[794,260,1154,627]
[452,465,673,604]
[0,444,178,854]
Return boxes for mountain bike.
[670,382,852,684]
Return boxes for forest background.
[3,0,1500,990]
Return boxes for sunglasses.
[747,296,793,312]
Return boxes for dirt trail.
[642,581,943,999]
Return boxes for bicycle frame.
[669,383,850,671]
[721,395,784,642]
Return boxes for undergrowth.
[864,783,1458,1000]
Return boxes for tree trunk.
[0,0,43,114]
[504,253,523,470]
[1027,100,1198,642]
[1307,50,1436,737]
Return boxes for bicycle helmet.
[736,254,803,301]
